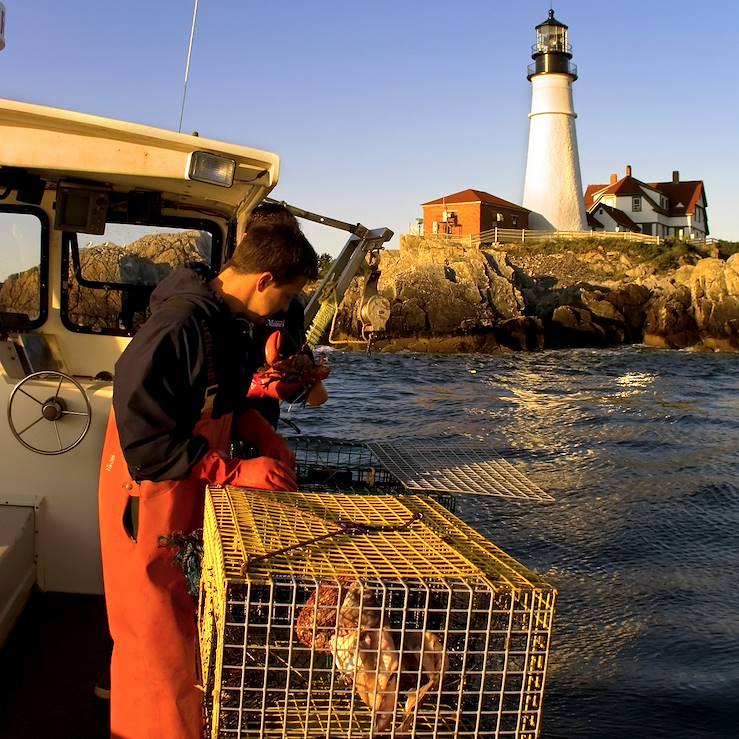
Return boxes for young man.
[98,222,319,739]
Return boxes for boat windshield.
[61,217,222,337]
[0,204,49,331]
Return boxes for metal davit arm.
[303,228,393,347]
[264,198,393,347]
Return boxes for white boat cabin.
[0,98,280,645]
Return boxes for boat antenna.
[178,0,200,133]
[0,2,7,53]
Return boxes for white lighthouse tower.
[522,10,587,231]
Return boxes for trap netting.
[288,435,554,505]
[199,487,556,738]
[288,435,456,511]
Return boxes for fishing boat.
[0,95,396,737]
[0,93,559,739]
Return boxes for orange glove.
[249,331,330,404]
[193,449,296,491]
[235,408,295,467]
[229,456,296,491]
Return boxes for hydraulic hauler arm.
[264,199,393,347]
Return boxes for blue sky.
[2,0,738,255]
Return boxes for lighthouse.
[522,10,587,231]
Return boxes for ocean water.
[286,346,739,739]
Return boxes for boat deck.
[0,590,110,739]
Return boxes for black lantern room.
[527,9,577,80]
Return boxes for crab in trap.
[295,578,448,735]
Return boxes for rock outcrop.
[329,236,739,353]
[688,255,739,350]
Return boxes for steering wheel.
[7,371,92,455]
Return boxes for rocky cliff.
[329,236,739,353]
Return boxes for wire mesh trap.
[289,435,457,512]
[365,439,554,503]
[290,436,400,492]
[199,487,556,738]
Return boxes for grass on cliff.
[505,237,727,271]
[715,240,739,259]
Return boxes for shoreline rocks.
[330,236,739,353]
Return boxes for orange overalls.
[98,406,232,739]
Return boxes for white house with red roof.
[585,166,708,240]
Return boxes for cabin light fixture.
[187,151,235,188]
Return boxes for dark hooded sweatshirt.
[113,262,254,482]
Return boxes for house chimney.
[626,164,632,177]
[610,172,618,185]
[672,170,680,183]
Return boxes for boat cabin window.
[0,205,49,331]
[61,218,222,337]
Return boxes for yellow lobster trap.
[199,486,556,738]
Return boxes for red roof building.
[585,166,708,239]
[421,189,530,237]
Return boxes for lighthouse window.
[632,196,642,212]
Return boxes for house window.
[632,196,642,212]
[511,216,518,227]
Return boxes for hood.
[149,262,224,318]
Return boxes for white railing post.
[494,226,498,243]
[522,229,525,243]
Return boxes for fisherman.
[98,221,319,738]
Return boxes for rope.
[158,529,204,597]
[243,507,423,574]
[305,295,338,348]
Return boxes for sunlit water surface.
[285,346,739,739]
